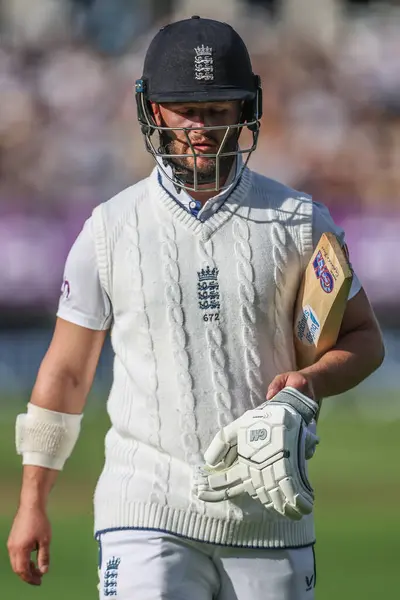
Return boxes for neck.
[157,155,240,205]
[189,177,229,205]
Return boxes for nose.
[189,112,206,129]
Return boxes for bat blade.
[294,232,353,370]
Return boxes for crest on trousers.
[103,557,121,597]
[194,45,214,81]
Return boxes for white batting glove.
[196,387,319,520]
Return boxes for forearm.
[18,366,88,508]
[300,326,385,401]
[19,466,59,511]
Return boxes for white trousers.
[97,529,316,600]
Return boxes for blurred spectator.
[245,0,279,18]
[0,0,70,48]
[72,0,152,56]
[1,0,400,317]
[1,1,399,215]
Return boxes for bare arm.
[267,288,385,402]
[298,288,384,400]
[20,318,107,505]
[31,317,107,414]
[8,318,107,585]
[21,316,107,502]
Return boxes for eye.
[210,107,228,115]
[180,108,196,117]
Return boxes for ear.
[151,102,162,127]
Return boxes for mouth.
[190,142,217,154]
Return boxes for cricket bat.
[293,232,353,370]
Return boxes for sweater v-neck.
[148,166,253,240]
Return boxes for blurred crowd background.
[1,0,399,399]
[1,0,399,321]
[0,0,398,389]
[1,2,399,599]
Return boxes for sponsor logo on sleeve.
[61,279,70,300]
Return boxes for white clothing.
[57,175,361,332]
[56,165,358,549]
[90,166,318,547]
[156,153,241,221]
[97,529,316,600]
[59,222,112,330]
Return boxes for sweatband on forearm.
[15,403,83,470]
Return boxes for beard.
[159,126,240,186]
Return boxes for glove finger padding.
[235,405,314,519]
[192,462,245,502]
[203,422,240,469]
[198,389,319,520]
[199,401,318,520]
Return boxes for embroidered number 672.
[203,313,219,322]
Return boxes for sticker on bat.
[296,305,321,346]
[313,251,334,293]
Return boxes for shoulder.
[88,177,150,292]
[311,200,337,225]
[311,200,346,245]
[90,177,150,263]
[93,177,150,229]
[250,171,312,211]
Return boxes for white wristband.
[16,403,83,471]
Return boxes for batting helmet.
[135,16,262,193]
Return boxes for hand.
[7,506,51,585]
[267,372,320,442]
[267,371,315,401]
[196,387,319,520]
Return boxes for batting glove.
[196,387,319,520]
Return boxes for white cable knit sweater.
[92,166,315,547]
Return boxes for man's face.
[151,100,242,185]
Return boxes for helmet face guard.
[135,76,263,193]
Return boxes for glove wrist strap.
[268,387,318,425]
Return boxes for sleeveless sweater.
[92,166,315,547]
